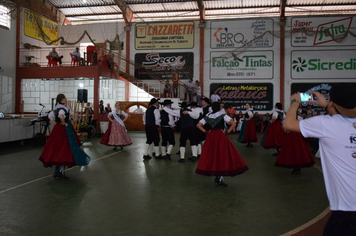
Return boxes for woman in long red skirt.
[196,102,248,186]
[40,94,90,179]
[275,131,315,174]
[100,102,132,150]
[237,103,257,147]
[260,102,285,155]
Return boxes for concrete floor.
[0,132,329,236]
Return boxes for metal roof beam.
[280,0,286,24]
[58,4,118,9]
[113,0,135,24]
[196,0,205,23]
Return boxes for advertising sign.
[291,16,355,47]
[210,83,274,111]
[135,22,194,50]
[24,9,58,45]
[210,51,274,79]
[291,50,356,79]
[210,19,274,48]
[135,52,194,80]
[291,82,356,111]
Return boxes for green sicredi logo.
[292,57,356,73]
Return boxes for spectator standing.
[210,90,221,103]
[164,80,172,97]
[184,78,195,102]
[134,105,143,114]
[226,105,236,116]
[195,81,202,106]
[284,84,356,235]
[172,73,180,98]
[99,100,105,114]
[253,112,262,132]
[105,103,112,113]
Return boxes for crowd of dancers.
[39,94,316,185]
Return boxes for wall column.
[199,26,205,97]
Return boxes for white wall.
[22,78,126,112]
[0,15,16,113]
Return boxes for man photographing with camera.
[284,84,356,236]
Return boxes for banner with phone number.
[291,82,356,111]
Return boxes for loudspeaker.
[77,89,88,103]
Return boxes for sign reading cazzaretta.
[210,51,274,79]
[291,16,355,47]
[24,9,58,45]
[135,22,194,50]
[291,50,356,79]
[210,83,273,111]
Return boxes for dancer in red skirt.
[196,102,248,186]
[237,103,257,147]
[100,102,132,150]
[40,94,90,179]
[260,103,285,155]
[275,131,315,174]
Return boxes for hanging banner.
[291,16,355,47]
[210,83,274,111]
[135,52,194,80]
[24,9,58,45]
[135,22,194,50]
[291,50,356,79]
[210,51,274,79]
[210,19,274,48]
[291,82,356,111]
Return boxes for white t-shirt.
[300,114,356,211]
[135,108,143,114]
[210,94,220,102]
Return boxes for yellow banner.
[24,9,58,45]
[135,22,194,50]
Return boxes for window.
[0,5,10,29]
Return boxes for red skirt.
[39,123,78,168]
[100,121,132,146]
[263,121,285,149]
[275,132,315,168]
[242,119,257,143]
[196,129,248,176]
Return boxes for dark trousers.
[173,84,179,98]
[323,211,356,236]
[194,127,202,144]
[161,127,175,147]
[145,125,160,146]
[53,56,63,65]
[180,127,197,147]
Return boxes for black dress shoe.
[246,143,253,147]
[165,154,171,160]
[113,146,117,150]
[218,181,228,187]
[155,155,163,159]
[188,156,198,162]
[143,155,152,160]
[214,177,219,184]
[120,146,124,150]
[178,158,185,163]
[272,152,279,156]
[197,154,200,159]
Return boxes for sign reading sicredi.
[210,51,274,79]
[135,22,194,50]
[210,83,274,111]
[291,16,355,47]
[210,19,274,48]
[291,50,356,79]
[135,53,194,80]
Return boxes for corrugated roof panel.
[49,0,115,8]
[288,0,356,5]
[165,11,199,16]
[241,0,280,7]
[205,0,243,9]
[162,2,198,11]
[130,3,165,12]
[60,6,121,15]
[67,14,123,21]
[286,5,356,13]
